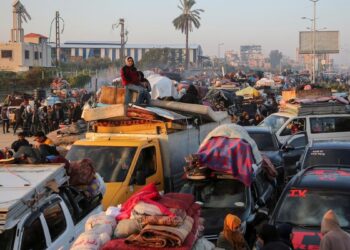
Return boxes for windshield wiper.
[275,221,319,229]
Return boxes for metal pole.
[120,18,125,61]
[56,11,60,68]
[311,0,319,84]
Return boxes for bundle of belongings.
[184,124,276,186]
[202,89,242,115]
[73,183,211,250]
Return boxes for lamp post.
[302,0,319,84]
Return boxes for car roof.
[244,126,273,134]
[309,140,350,150]
[291,166,350,191]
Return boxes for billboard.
[299,31,339,54]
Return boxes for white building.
[58,41,203,65]
[0,1,52,72]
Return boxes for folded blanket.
[138,208,187,227]
[125,216,194,248]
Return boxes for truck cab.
[66,136,164,209]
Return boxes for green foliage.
[139,48,182,69]
[68,74,91,87]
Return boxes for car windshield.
[259,115,289,133]
[181,179,247,208]
[0,227,16,250]
[304,149,350,167]
[276,189,350,228]
[66,145,137,182]
[248,132,278,151]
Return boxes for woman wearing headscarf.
[120,57,149,105]
[216,214,249,250]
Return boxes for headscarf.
[223,214,247,249]
[321,209,341,235]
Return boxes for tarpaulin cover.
[198,137,255,186]
[235,86,260,98]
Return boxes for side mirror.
[135,171,146,185]
[257,197,266,207]
[282,144,295,152]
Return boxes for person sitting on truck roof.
[178,84,201,104]
[121,57,150,105]
[33,131,54,146]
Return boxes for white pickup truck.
[0,164,103,250]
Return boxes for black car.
[244,126,285,187]
[297,140,350,170]
[180,167,276,245]
[270,166,350,250]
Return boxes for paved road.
[0,128,34,149]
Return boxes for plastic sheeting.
[147,74,179,99]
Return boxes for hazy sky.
[1,0,349,65]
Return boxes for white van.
[259,112,350,145]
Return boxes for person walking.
[1,105,10,134]
[320,210,350,250]
[13,105,24,134]
[216,214,249,250]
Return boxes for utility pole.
[55,11,60,67]
[311,0,319,84]
[50,11,64,68]
[112,18,128,62]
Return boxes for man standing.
[1,105,10,134]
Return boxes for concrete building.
[0,1,52,72]
[224,50,240,67]
[57,41,203,65]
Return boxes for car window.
[276,190,350,227]
[66,145,137,182]
[43,202,67,242]
[281,118,306,136]
[259,115,289,133]
[310,117,350,133]
[134,146,157,178]
[289,136,307,148]
[21,217,46,250]
[248,132,277,151]
[254,168,270,196]
[304,148,350,167]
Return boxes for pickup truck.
[66,118,230,209]
[0,164,102,250]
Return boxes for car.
[259,111,350,145]
[297,140,350,170]
[180,168,276,245]
[244,126,285,187]
[269,166,350,250]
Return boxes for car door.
[125,145,162,197]
[282,133,308,177]
[42,199,75,250]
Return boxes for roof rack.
[280,102,350,116]
[0,164,67,233]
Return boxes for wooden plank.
[82,104,126,121]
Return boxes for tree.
[173,0,204,70]
[269,50,283,69]
[139,48,178,69]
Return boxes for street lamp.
[301,0,319,84]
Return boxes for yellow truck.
[65,118,229,209]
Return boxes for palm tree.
[173,0,204,70]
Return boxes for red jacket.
[120,66,139,86]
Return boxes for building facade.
[0,33,52,72]
[57,41,203,65]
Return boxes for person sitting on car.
[216,214,249,250]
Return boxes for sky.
[1,0,349,65]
